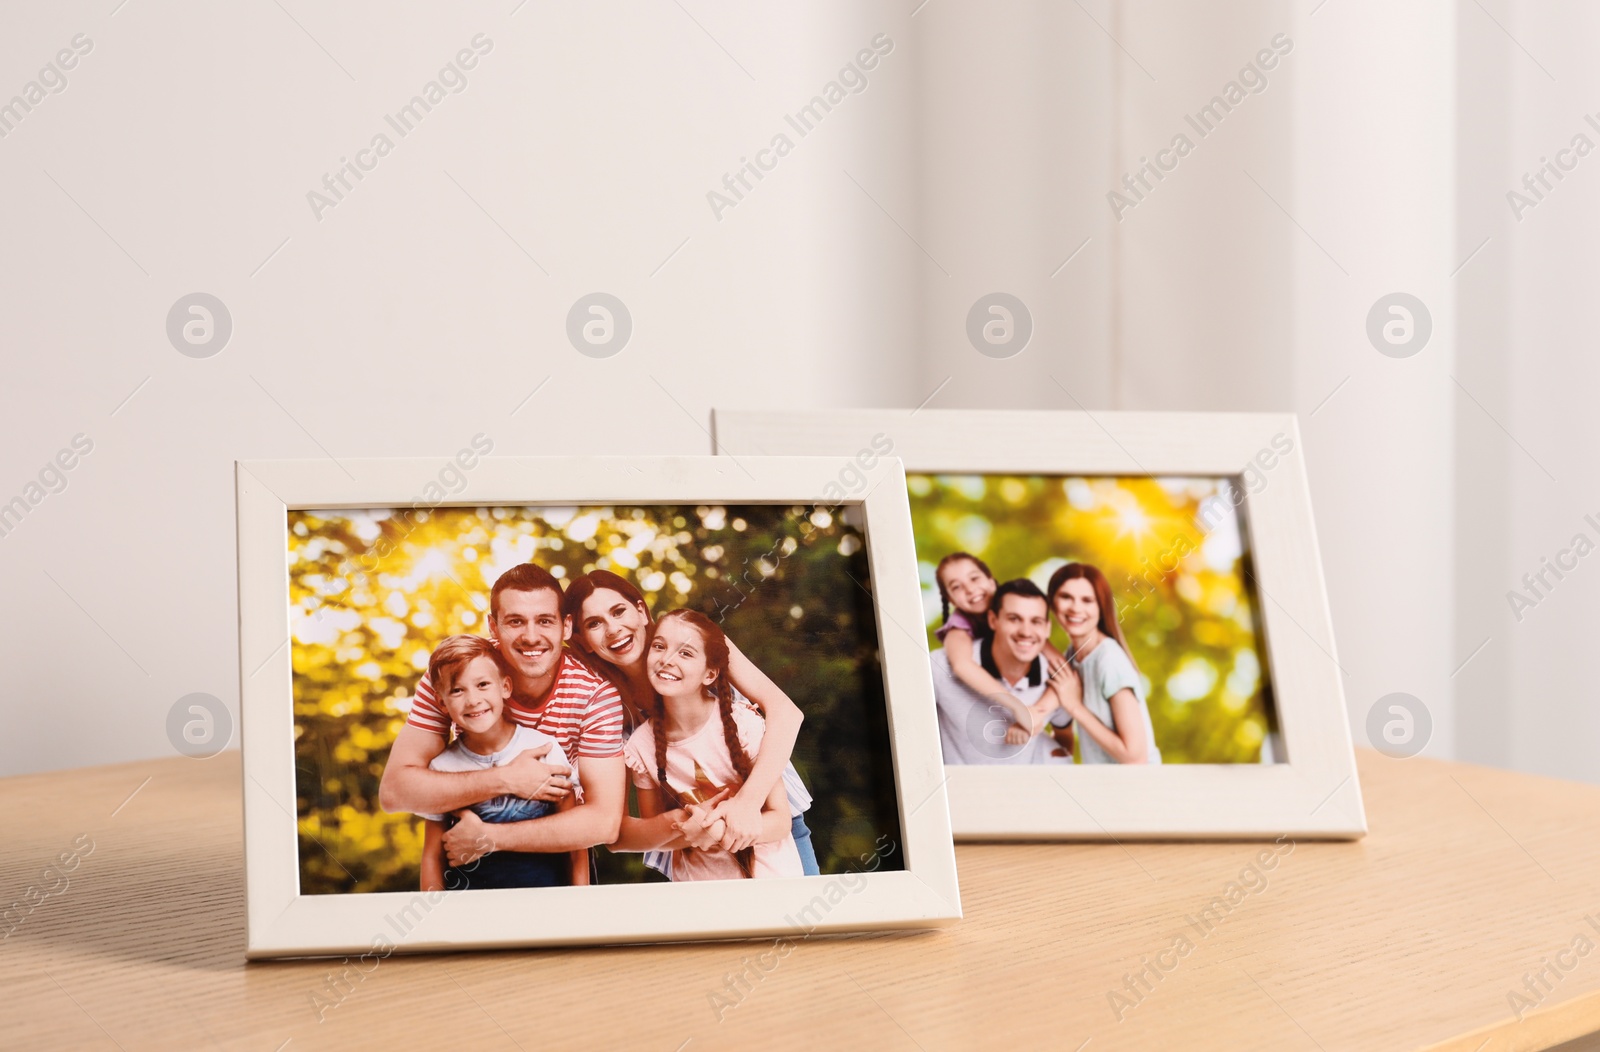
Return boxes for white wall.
[909,0,1114,408]
[1289,0,1459,763]
[1497,0,1600,783]
[0,2,923,776]
[1,1,1591,784]
[1453,0,1515,771]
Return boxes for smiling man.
[930,578,1073,765]
[378,563,625,880]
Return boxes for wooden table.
[2,749,1598,1051]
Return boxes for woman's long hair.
[934,551,995,640]
[1045,562,1139,675]
[650,609,755,878]
[562,569,651,717]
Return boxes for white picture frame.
[236,455,960,959]
[710,409,1366,841]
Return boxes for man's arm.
[613,783,699,853]
[420,820,446,892]
[378,723,571,815]
[448,754,626,861]
[556,793,590,886]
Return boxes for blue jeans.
[791,812,819,876]
[442,811,569,889]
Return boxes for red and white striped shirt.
[406,647,625,760]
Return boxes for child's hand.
[676,810,723,851]
[1004,724,1031,747]
[497,747,573,802]
[675,788,731,851]
[442,810,495,867]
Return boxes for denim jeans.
[442,812,568,889]
[791,812,819,876]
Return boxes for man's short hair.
[490,562,564,620]
[990,577,1047,614]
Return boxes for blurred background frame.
[711,408,1366,839]
[906,471,1280,766]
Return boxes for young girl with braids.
[614,610,803,880]
[563,570,820,875]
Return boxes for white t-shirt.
[415,724,581,822]
[1073,639,1162,765]
[624,704,803,881]
[930,639,1073,766]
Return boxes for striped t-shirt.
[405,648,625,760]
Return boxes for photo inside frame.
[907,473,1281,767]
[287,502,903,895]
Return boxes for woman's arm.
[715,638,803,851]
[724,639,801,795]
[420,820,446,891]
[944,627,1034,730]
[712,778,789,849]
[752,775,791,846]
[1031,659,1081,735]
[1065,687,1149,764]
[612,783,692,852]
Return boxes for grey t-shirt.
[931,640,1073,766]
[1073,639,1162,765]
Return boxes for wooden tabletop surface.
[2,748,1597,1051]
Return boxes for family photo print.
[237,456,960,957]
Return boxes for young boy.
[416,635,588,889]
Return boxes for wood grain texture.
[1,749,1596,1051]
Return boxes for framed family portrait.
[710,409,1366,841]
[236,455,959,958]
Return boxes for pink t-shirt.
[624,704,803,881]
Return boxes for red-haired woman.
[611,610,803,880]
[563,571,819,875]
[1045,563,1162,764]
